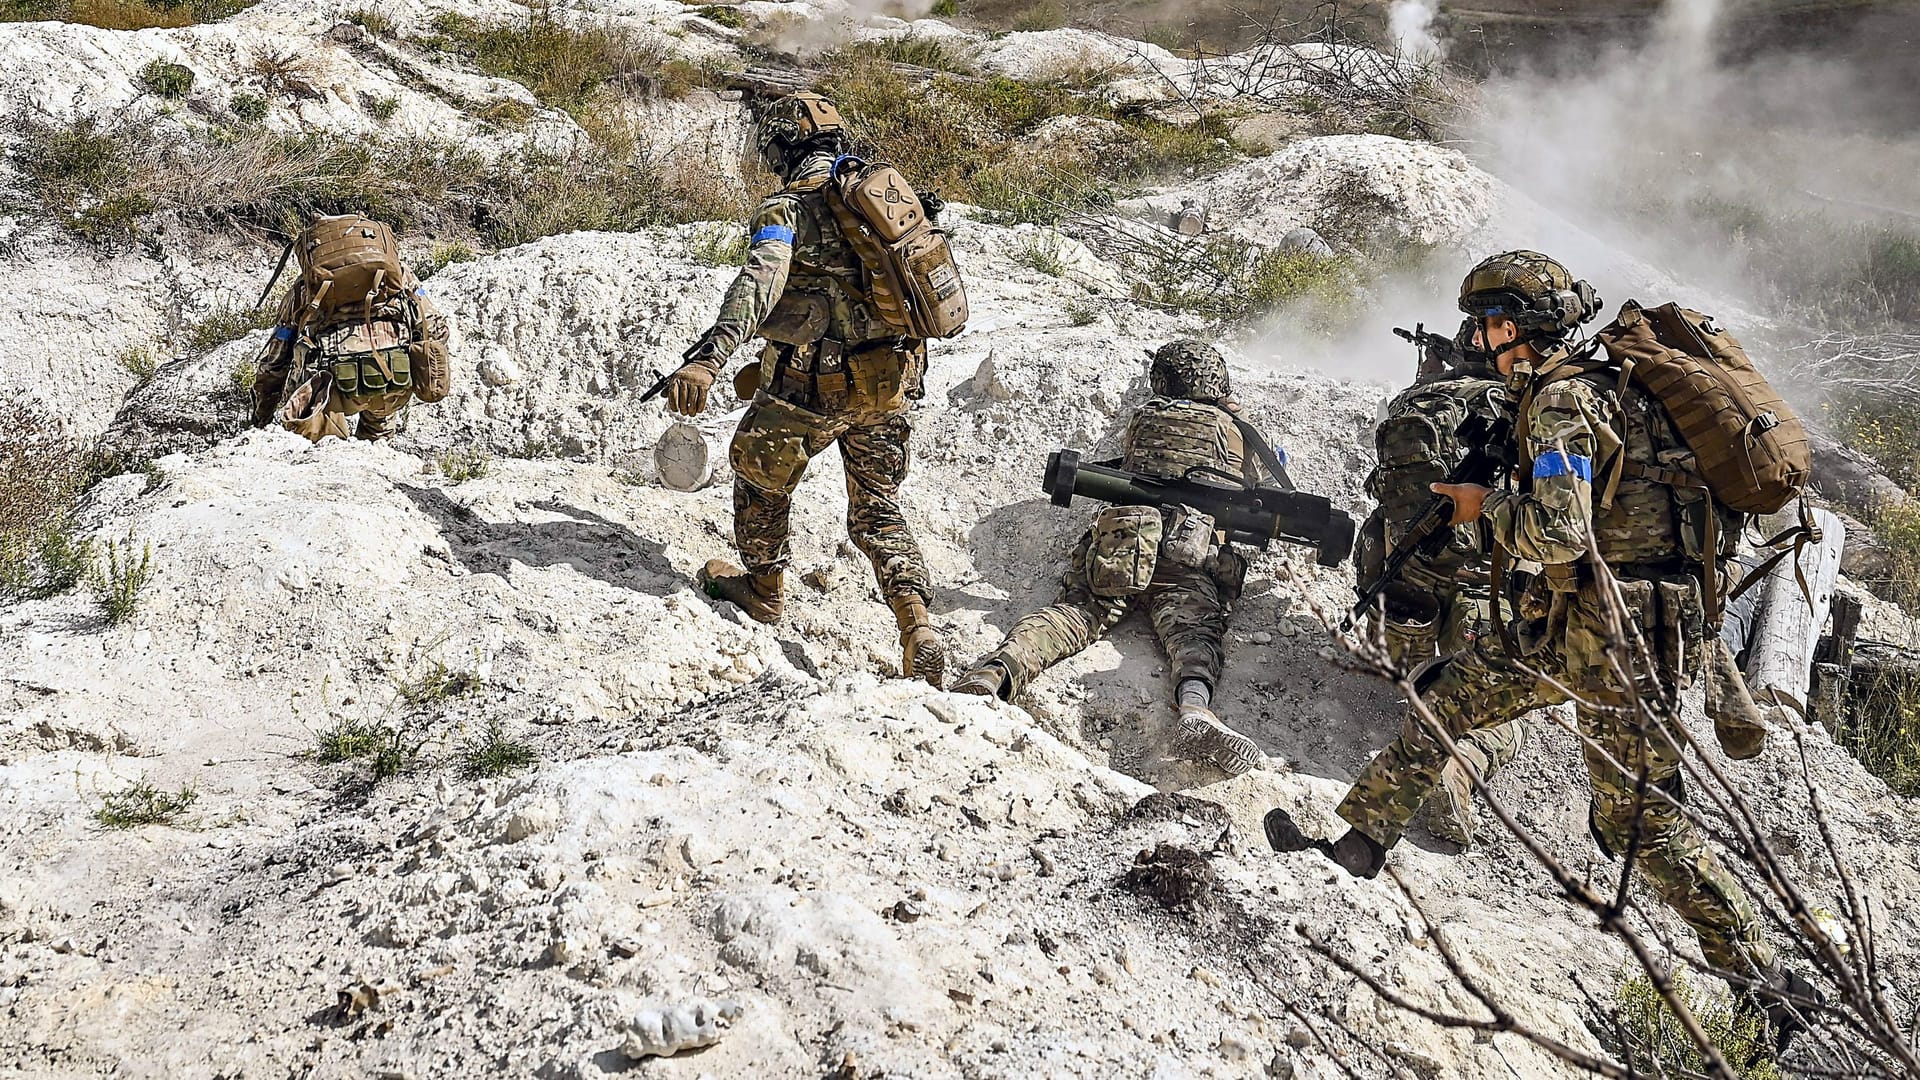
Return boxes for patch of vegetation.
[343,5,394,37]
[395,658,481,708]
[1835,636,1920,797]
[0,408,93,602]
[436,446,491,483]
[1063,297,1101,326]
[1,0,252,29]
[229,93,268,123]
[116,345,160,382]
[90,537,154,625]
[1010,0,1064,31]
[229,355,257,397]
[689,223,748,267]
[694,4,741,28]
[248,47,321,101]
[311,714,413,780]
[1611,971,1779,1080]
[138,59,195,99]
[839,33,977,75]
[474,97,535,128]
[95,781,197,829]
[457,721,537,778]
[1126,236,1355,325]
[12,115,157,242]
[1015,232,1069,277]
[427,9,679,116]
[366,93,400,122]
[930,0,956,16]
[416,240,479,279]
[183,303,276,355]
[817,53,1238,226]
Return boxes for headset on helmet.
[754,92,846,177]
[1457,250,1601,346]
[1147,339,1230,401]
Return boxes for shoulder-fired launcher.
[1042,450,1355,568]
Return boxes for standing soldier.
[251,214,451,441]
[661,92,951,685]
[1267,251,1817,1048]
[950,340,1268,777]
[1356,321,1538,846]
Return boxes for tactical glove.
[665,362,717,417]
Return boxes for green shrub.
[429,9,668,116]
[689,223,747,267]
[90,537,154,625]
[3,0,253,29]
[366,93,400,122]
[458,721,537,778]
[0,406,92,602]
[344,5,393,37]
[229,356,257,396]
[311,715,413,780]
[416,240,479,279]
[1127,236,1353,325]
[394,659,480,708]
[1063,297,1101,326]
[1011,0,1064,31]
[930,0,956,15]
[435,447,492,484]
[183,304,275,355]
[840,33,977,75]
[95,781,197,828]
[116,345,160,382]
[230,92,268,122]
[1612,971,1779,1080]
[13,115,156,241]
[1015,232,1069,277]
[694,4,741,28]
[138,59,195,98]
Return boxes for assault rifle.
[1042,450,1356,568]
[1343,409,1517,631]
[1395,321,1486,379]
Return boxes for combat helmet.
[1457,250,1601,347]
[755,92,845,178]
[1148,339,1231,401]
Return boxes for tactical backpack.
[1591,301,1810,515]
[1360,374,1509,596]
[821,157,968,340]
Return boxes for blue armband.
[750,224,795,246]
[1533,451,1593,482]
[272,326,294,342]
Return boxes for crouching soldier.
[251,214,451,441]
[951,340,1269,777]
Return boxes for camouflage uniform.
[686,151,932,608]
[1361,366,1533,830]
[973,396,1256,699]
[1337,347,1773,975]
[251,269,449,441]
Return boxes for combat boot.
[1173,704,1262,777]
[1737,965,1824,1065]
[951,661,1009,700]
[889,595,946,688]
[1428,742,1489,847]
[699,559,784,624]
[1264,809,1387,879]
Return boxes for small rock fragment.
[621,998,744,1060]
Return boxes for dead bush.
[0,403,92,602]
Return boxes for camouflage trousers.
[728,392,931,606]
[978,531,1245,699]
[1383,584,1532,799]
[1341,572,1775,975]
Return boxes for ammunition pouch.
[1159,504,1216,569]
[329,346,412,398]
[768,338,913,415]
[1088,504,1162,597]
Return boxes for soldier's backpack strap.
[1229,416,1294,493]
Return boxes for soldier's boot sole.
[950,663,1007,699]
[1263,807,1321,854]
[1174,707,1262,777]
[698,559,784,624]
[1427,755,1478,848]
[902,625,947,689]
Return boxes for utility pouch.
[1159,504,1216,568]
[845,342,907,415]
[1087,505,1162,597]
[409,338,450,403]
[758,293,830,346]
[279,370,349,442]
[1383,611,1440,668]
[1654,577,1705,690]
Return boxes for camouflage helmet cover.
[756,92,845,174]
[1148,339,1231,400]
[1457,250,1601,340]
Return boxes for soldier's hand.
[666,363,717,416]
[1432,482,1492,525]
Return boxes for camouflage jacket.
[1122,397,1262,486]
[695,153,900,368]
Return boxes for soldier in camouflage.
[1358,325,1535,846]
[949,340,1267,777]
[251,264,449,441]
[1268,253,1819,1034]
[662,91,947,685]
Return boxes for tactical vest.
[1363,371,1507,594]
[757,166,898,349]
[1122,397,1246,482]
[1576,374,1743,568]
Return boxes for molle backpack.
[1592,301,1810,515]
[288,215,408,332]
[1361,373,1509,593]
[824,157,969,340]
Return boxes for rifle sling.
[1231,416,1294,493]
